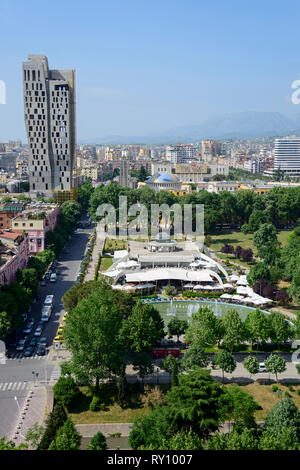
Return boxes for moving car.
[23,320,35,334]
[36,345,46,356]
[16,339,26,351]
[39,337,47,347]
[41,305,52,322]
[29,337,38,348]
[44,295,54,307]
[23,346,34,357]
[34,326,43,337]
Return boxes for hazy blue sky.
[1,0,300,141]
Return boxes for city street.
[0,220,93,440]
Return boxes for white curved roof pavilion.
[125,267,223,285]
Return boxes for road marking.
[0,381,30,392]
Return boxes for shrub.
[87,431,107,450]
[141,385,165,408]
[89,396,101,411]
[53,376,79,406]
[272,385,278,393]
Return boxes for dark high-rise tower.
[23,55,77,200]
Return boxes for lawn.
[68,382,300,426]
[68,383,170,425]
[225,383,300,421]
[210,230,291,254]
[100,256,113,271]
[104,238,128,253]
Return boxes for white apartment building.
[274,136,300,177]
[165,144,196,164]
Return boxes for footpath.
[11,384,52,448]
[85,229,106,281]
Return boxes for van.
[41,305,52,322]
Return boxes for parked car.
[259,362,266,372]
[40,279,47,286]
[53,335,64,343]
[50,273,57,282]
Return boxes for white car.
[50,273,57,282]
[259,362,266,372]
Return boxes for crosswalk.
[49,365,61,382]
[0,381,31,392]
[8,352,49,360]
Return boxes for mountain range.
[79,111,300,145]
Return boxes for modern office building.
[22,55,77,201]
[273,136,300,177]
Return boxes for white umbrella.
[223,283,234,289]
[229,275,239,282]
[221,293,233,299]
[232,294,244,301]
[242,296,255,303]
[236,286,251,295]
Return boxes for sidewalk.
[11,384,48,448]
[85,230,106,281]
[76,423,132,437]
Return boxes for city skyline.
[1,0,300,142]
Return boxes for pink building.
[11,204,60,254]
[0,231,29,285]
